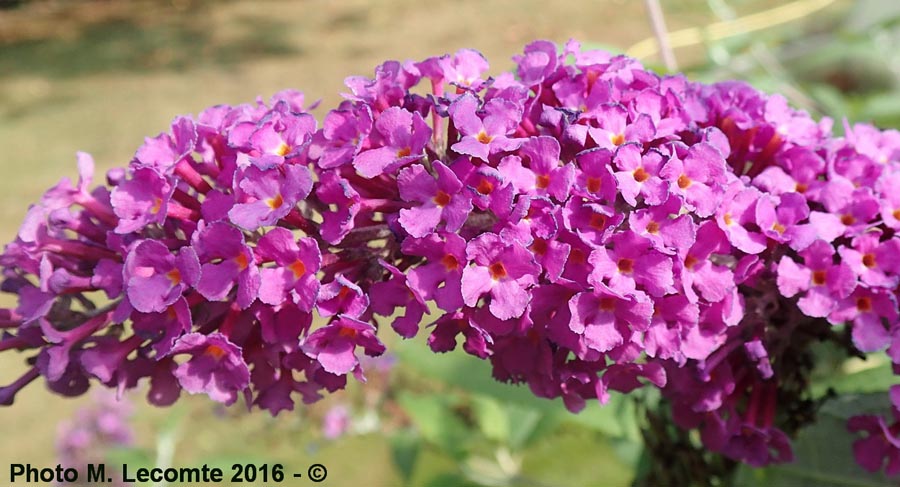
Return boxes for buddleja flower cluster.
[2,39,900,473]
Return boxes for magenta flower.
[586,104,655,151]
[612,144,668,207]
[449,93,522,161]
[568,286,653,353]
[659,142,728,217]
[588,231,675,297]
[777,240,857,318]
[573,148,618,203]
[461,233,540,320]
[228,164,312,231]
[829,288,898,352]
[370,261,428,338]
[124,241,199,313]
[255,227,321,311]
[518,136,575,201]
[309,104,373,169]
[301,316,386,377]
[848,413,900,475]
[110,168,175,234]
[402,232,467,312]
[133,116,196,172]
[838,233,900,288]
[353,107,431,178]
[317,275,368,318]
[397,161,471,238]
[192,222,260,309]
[169,332,250,405]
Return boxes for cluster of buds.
[1,40,899,472]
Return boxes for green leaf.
[734,394,897,487]
[395,339,638,439]
[397,392,470,460]
[390,429,422,485]
[471,396,510,444]
[811,358,898,397]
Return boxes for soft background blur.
[2,1,899,486]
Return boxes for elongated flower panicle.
[2,40,900,473]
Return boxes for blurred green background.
[2,0,899,485]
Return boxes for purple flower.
[568,286,653,353]
[848,413,900,475]
[317,275,369,318]
[254,227,321,311]
[461,233,541,320]
[301,316,386,377]
[353,107,431,178]
[110,168,175,233]
[169,332,250,405]
[612,144,668,207]
[228,164,312,231]
[450,93,523,161]
[193,222,260,309]
[402,232,467,312]
[659,142,728,217]
[370,261,428,338]
[124,241,199,313]
[398,162,472,238]
[310,104,373,169]
[588,231,675,297]
[776,240,856,318]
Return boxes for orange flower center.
[610,133,625,146]
[530,238,548,256]
[433,190,451,207]
[677,174,692,189]
[204,345,227,361]
[795,183,808,194]
[684,255,698,269]
[288,259,306,278]
[476,131,494,144]
[840,214,855,226]
[723,213,734,226]
[633,167,650,183]
[772,222,786,234]
[646,221,660,234]
[476,178,494,195]
[599,297,617,311]
[856,296,873,312]
[893,209,900,221]
[234,253,249,271]
[589,213,607,229]
[166,268,182,285]
[536,174,551,189]
[338,327,358,339]
[396,146,412,158]
[441,254,459,271]
[812,270,827,286]
[617,258,634,273]
[862,253,876,268]
[586,176,602,193]
[489,262,508,280]
[267,194,285,210]
[275,142,291,157]
[152,197,164,214]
